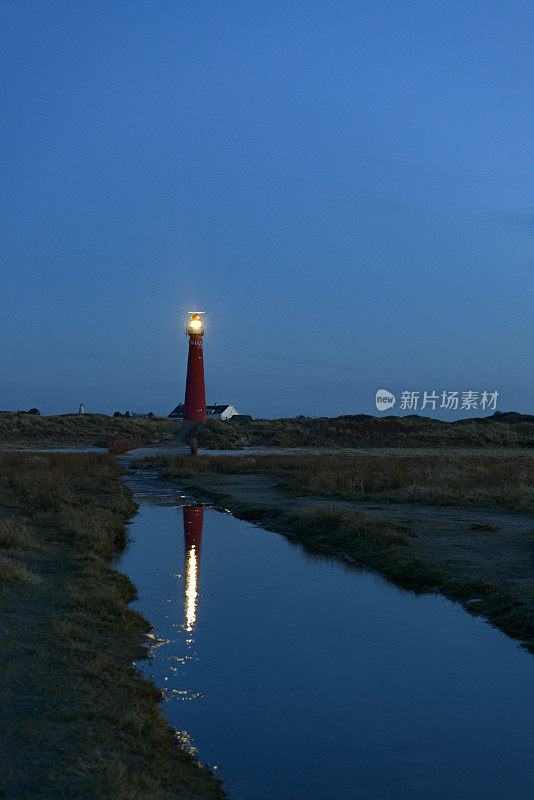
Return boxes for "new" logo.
[375,389,396,411]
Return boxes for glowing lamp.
[188,313,203,332]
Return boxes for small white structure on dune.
[78,403,84,414]
[207,403,239,420]
[169,403,244,420]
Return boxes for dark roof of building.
[168,403,233,418]
[229,414,253,422]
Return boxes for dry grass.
[266,505,439,590]
[188,412,534,450]
[149,452,534,512]
[107,435,145,454]
[0,517,35,549]
[0,452,226,799]
[0,553,37,584]
[3,409,533,452]
[0,517,37,585]
[0,411,181,449]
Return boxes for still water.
[120,472,534,800]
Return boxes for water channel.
[119,469,534,800]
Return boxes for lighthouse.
[183,312,206,421]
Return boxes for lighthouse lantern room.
[183,312,207,421]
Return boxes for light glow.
[188,313,203,332]
[185,545,198,631]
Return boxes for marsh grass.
[187,412,534,450]
[107,435,145,455]
[150,452,534,512]
[0,452,226,799]
[0,517,34,549]
[263,505,440,590]
[0,411,180,449]
[2,410,533,451]
[0,553,37,584]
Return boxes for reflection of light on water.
[175,729,199,758]
[145,632,170,654]
[185,545,198,632]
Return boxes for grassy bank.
[149,452,534,513]
[3,410,534,452]
[0,411,182,449]
[0,452,225,799]
[147,453,534,654]
[188,412,534,449]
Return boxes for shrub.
[107,436,145,455]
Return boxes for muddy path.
[127,444,534,459]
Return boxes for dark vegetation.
[2,410,533,452]
[147,453,534,654]
[187,412,534,450]
[108,435,146,455]
[150,452,534,513]
[0,411,180,449]
[0,452,225,799]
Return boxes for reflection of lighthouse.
[184,312,206,421]
[183,505,204,632]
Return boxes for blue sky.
[1,1,532,418]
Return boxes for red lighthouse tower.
[184,312,206,421]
